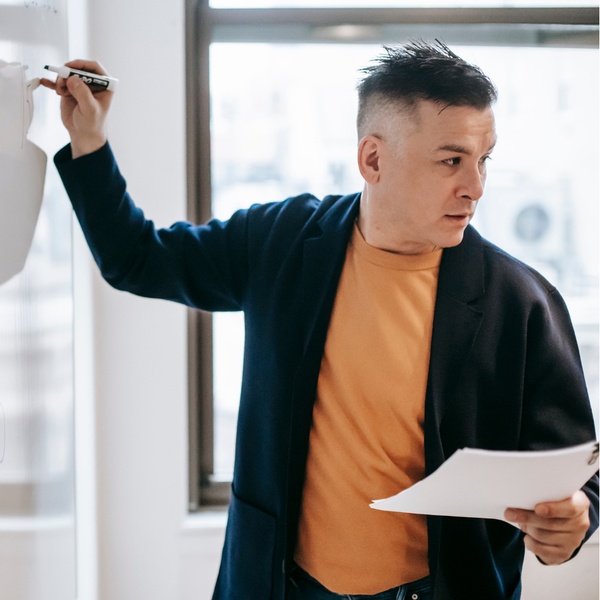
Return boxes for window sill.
[182,508,228,534]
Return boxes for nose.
[458,164,485,201]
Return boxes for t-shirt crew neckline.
[351,222,443,271]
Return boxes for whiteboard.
[0,1,76,599]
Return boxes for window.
[210,1,600,8]
[186,1,599,508]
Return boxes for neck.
[357,189,437,256]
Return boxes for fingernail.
[505,509,517,521]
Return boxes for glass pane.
[210,42,599,480]
[0,4,76,597]
[211,1,599,8]
[213,311,244,478]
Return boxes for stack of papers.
[370,441,599,523]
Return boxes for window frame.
[185,0,600,509]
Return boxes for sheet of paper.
[0,140,47,285]
[370,441,599,524]
[0,61,46,286]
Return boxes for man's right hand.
[40,59,114,159]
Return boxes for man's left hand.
[504,491,590,565]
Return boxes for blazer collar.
[316,191,361,234]
[438,224,485,303]
[300,193,361,351]
[316,200,486,305]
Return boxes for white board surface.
[0,2,76,599]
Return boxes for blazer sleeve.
[55,142,248,311]
[520,284,599,548]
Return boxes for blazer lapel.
[300,193,361,355]
[285,193,360,560]
[424,225,486,473]
[424,226,486,588]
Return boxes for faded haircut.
[357,40,498,139]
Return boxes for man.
[42,41,598,600]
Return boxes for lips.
[445,214,471,225]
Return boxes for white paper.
[0,61,47,286]
[370,441,599,524]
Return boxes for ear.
[357,135,382,185]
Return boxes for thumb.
[66,76,97,115]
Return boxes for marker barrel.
[46,65,118,92]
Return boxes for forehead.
[408,100,497,148]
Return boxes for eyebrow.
[436,141,497,155]
[437,144,470,155]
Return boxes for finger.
[505,508,534,524]
[520,524,576,545]
[535,491,590,520]
[507,509,587,533]
[66,75,98,116]
[523,535,569,565]
[64,59,108,77]
[60,76,114,98]
[47,75,72,96]
[40,76,70,96]
[39,78,57,91]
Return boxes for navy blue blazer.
[56,143,598,600]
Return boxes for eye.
[442,157,461,166]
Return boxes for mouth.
[445,214,472,225]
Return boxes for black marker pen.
[44,65,119,92]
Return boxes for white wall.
[84,0,200,598]
[74,1,598,599]
[68,1,100,599]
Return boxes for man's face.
[360,100,497,255]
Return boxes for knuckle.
[523,535,537,551]
[518,523,527,534]
[575,490,589,504]
[578,514,590,529]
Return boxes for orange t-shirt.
[294,223,442,595]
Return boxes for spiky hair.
[357,40,497,138]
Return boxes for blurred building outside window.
[209,42,599,482]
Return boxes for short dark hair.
[357,40,497,137]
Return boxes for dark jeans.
[287,565,431,600]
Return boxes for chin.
[437,229,466,249]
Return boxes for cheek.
[381,163,447,219]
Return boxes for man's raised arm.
[41,60,250,313]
